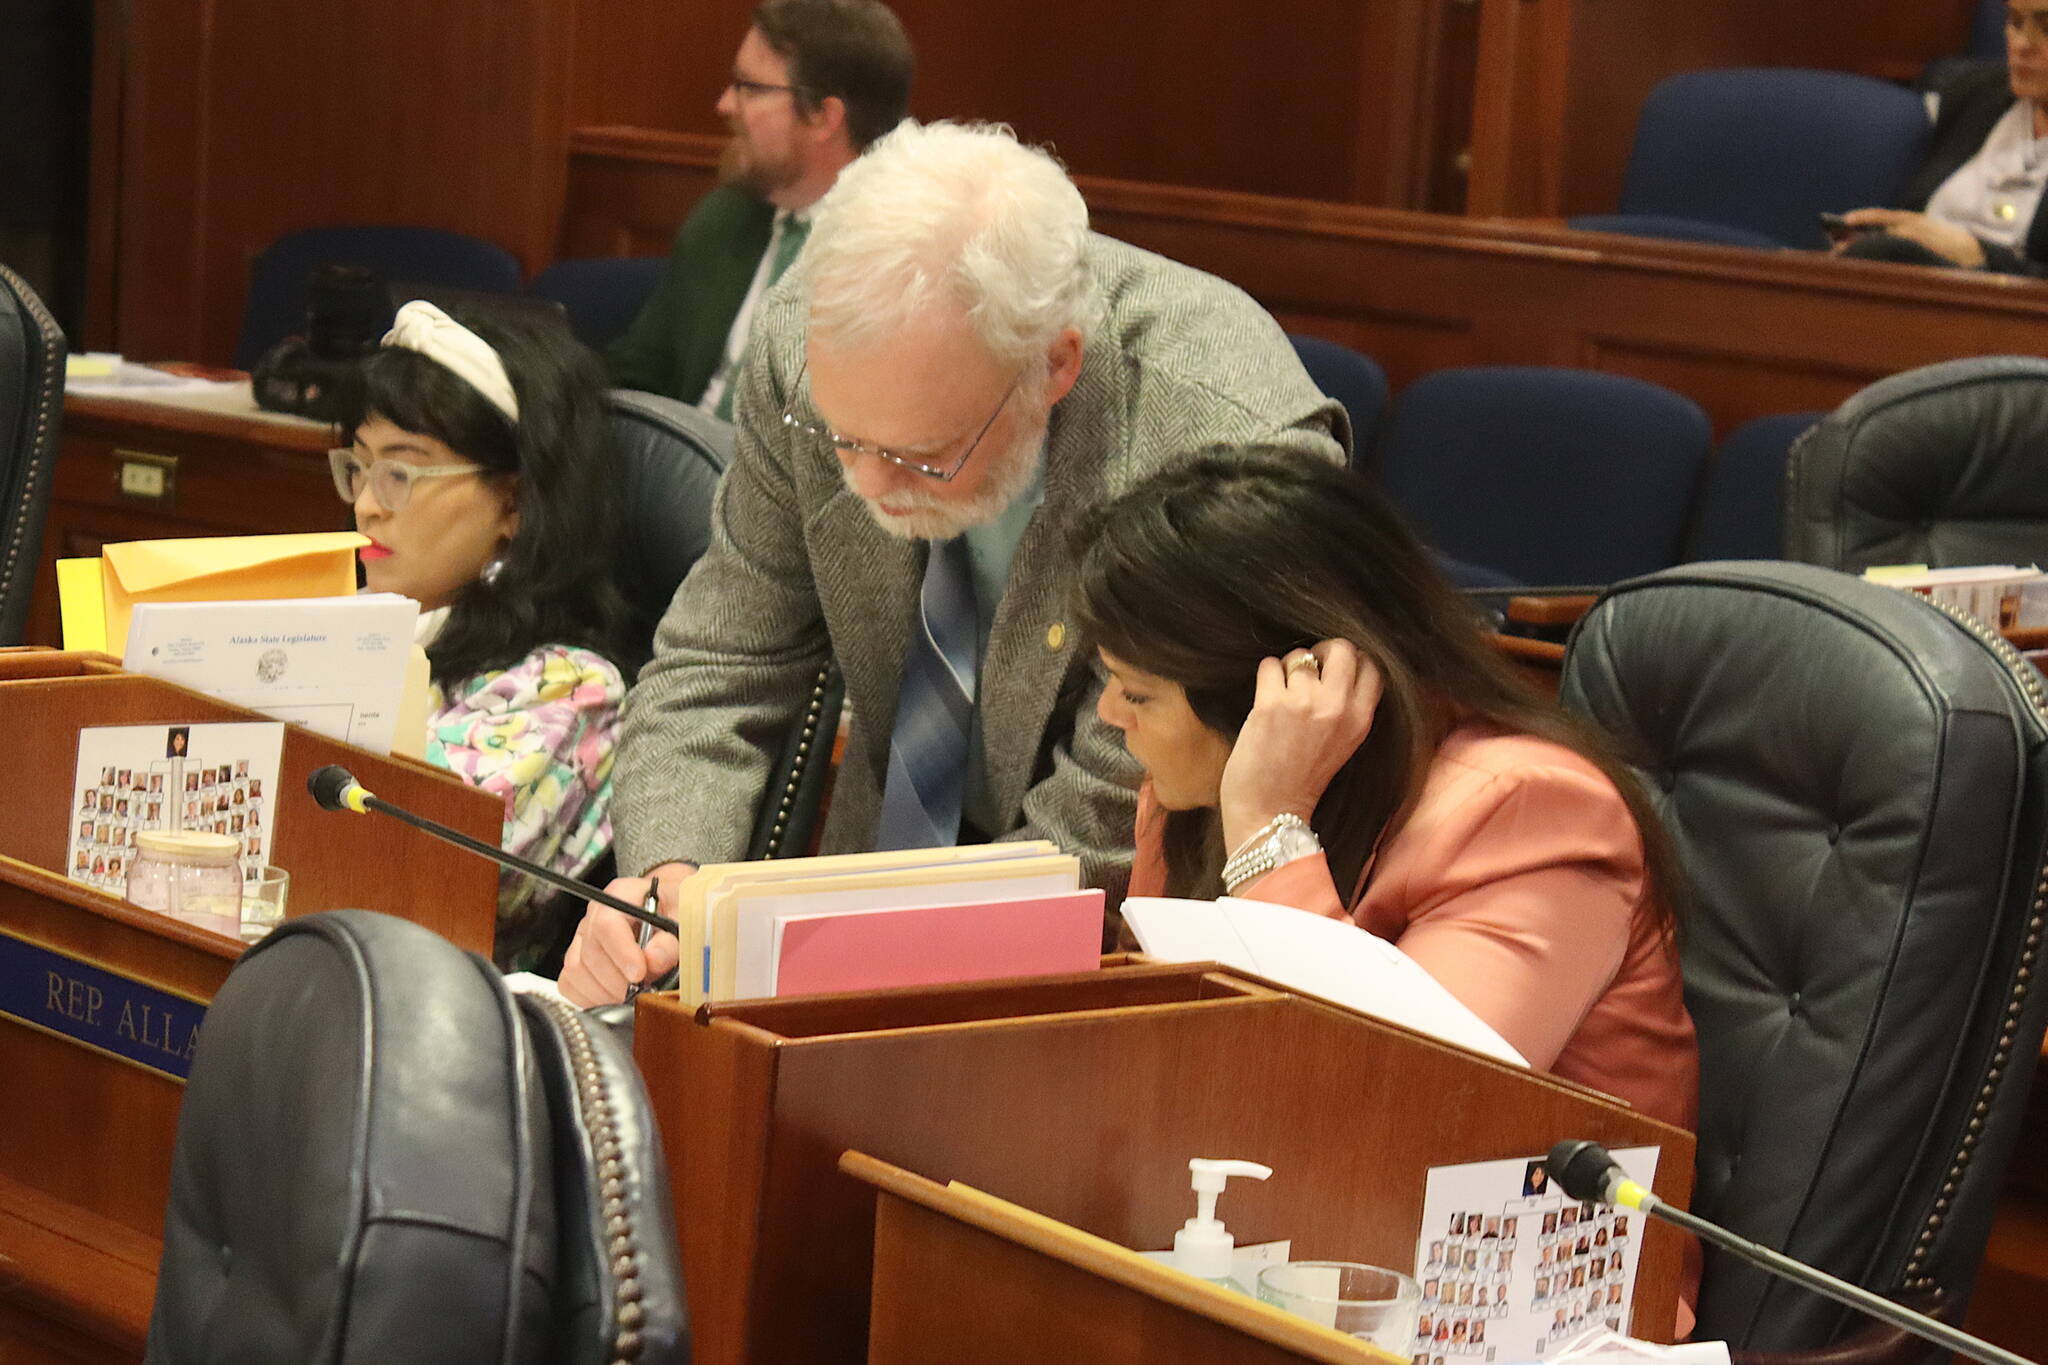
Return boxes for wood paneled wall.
[89,0,1483,358]
[88,0,1986,359]
[98,0,576,362]
[565,127,2048,438]
[1468,0,1981,217]
[567,0,1478,209]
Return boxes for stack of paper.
[1121,896,1528,1065]
[670,844,1101,1005]
[123,595,421,755]
[1863,563,2048,631]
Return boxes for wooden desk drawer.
[22,404,347,645]
[53,430,344,533]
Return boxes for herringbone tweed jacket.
[612,234,1348,899]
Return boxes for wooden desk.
[563,128,2048,441]
[635,962,1693,1365]
[25,392,343,647]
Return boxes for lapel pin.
[1045,622,1067,651]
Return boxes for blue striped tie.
[873,536,979,850]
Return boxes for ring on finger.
[1287,653,1322,679]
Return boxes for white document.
[1541,1327,1729,1365]
[64,356,216,392]
[124,595,420,755]
[1122,896,1527,1066]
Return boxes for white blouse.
[1926,99,2048,252]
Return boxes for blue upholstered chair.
[1568,69,1932,250]
[1969,0,2007,59]
[529,257,667,350]
[1680,412,1823,563]
[1287,333,1388,458]
[234,226,524,369]
[1377,366,1712,586]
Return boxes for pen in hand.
[624,886,661,1002]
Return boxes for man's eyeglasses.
[780,365,1020,481]
[728,75,800,99]
[328,448,481,512]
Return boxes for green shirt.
[603,186,777,405]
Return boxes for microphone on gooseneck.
[1544,1141,2038,1365]
[306,765,680,938]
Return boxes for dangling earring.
[480,555,507,588]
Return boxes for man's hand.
[558,861,696,1007]
[1838,209,1987,268]
[1218,639,1383,851]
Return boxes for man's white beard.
[849,416,1046,541]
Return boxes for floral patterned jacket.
[426,644,624,969]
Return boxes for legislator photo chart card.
[67,721,286,896]
[1410,1146,1659,1364]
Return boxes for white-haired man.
[560,121,1347,1006]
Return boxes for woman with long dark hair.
[1073,447,1696,1131]
[333,300,636,970]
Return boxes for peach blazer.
[1129,724,1700,1135]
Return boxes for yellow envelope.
[65,532,369,656]
[57,558,108,653]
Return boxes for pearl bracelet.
[1221,813,1320,894]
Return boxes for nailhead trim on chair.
[530,993,649,1362]
[1898,602,2048,1292]
[0,264,63,624]
[761,666,831,860]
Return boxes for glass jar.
[127,830,244,937]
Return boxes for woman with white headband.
[332,299,635,972]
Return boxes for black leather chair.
[0,261,66,645]
[1561,561,2048,1360]
[607,388,730,666]
[1785,357,2048,574]
[147,911,688,1363]
[605,388,843,860]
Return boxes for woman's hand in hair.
[1218,639,1383,851]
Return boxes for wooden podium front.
[636,960,1696,1365]
[0,651,499,1362]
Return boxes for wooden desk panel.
[25,395,342,647]
[0,654,500,1361]
[0,658,500,949]
[638,963,1692,1365]
[562,128,2048,440]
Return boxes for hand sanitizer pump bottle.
[1173,1157,1274,1294]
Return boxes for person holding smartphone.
[1831,3,2048,274]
